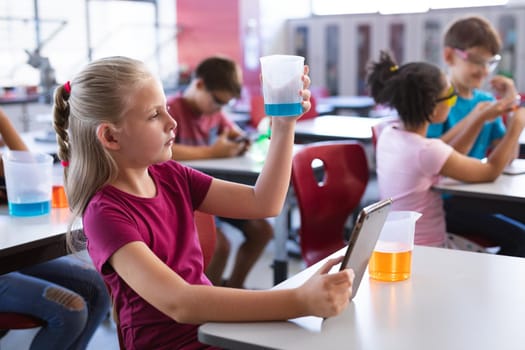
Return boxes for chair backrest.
[291,141,369,266]
[194,211,217,269]
[249,95,266,129]
[371,116,399,150]
[300,95,318,121]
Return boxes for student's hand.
[296,257,354,318]
[299,65,312,118]
[270,65,312,126]
[474,100,508,122]
[226,129,251,155]
[490,75,518,102]
[210,130,247,158]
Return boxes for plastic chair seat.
[0,312,46,330]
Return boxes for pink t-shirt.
[376,125,453,246]
[83,160,214,349]
[167,95,235,146]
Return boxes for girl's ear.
[443,46,455,65]
[96,123,120,150]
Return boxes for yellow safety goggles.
[436,85,457,108]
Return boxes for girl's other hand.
[296,256,354,318]
[475,100,509,122]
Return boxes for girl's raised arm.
[199,68,311,219]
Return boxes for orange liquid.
[368,250,412,282]
[52,185,69,208]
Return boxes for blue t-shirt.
[427,89,506,159]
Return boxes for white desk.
[0,206,75,274]
[294,115,384,143]
[180,152,263,186]
[199,245,525,350]
[317,96,375,116]
[433,171,525,219]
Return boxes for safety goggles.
[454,48,501,73]
[435,85,458,108]
[208,90,232,106]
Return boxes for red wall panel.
[176,0,241,72]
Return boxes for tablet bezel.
[340,198,393,298]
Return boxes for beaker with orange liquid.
[52,185,68,208]
[368,211,421,282]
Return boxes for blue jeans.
[0,255,111,350]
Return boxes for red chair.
[194,211,217,269]
[291,141,369,266]
[300,95,318,121]
[0,313,45,333]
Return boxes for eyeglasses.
[208,90,232,107]
[453,48,501,73]
[435,85,457,108]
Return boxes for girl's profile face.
[117,78,176,167]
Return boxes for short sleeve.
[419,138,454,176]
[84,199,142,273]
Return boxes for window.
[0,0,176,94]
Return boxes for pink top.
[376,125,453,246]
[167,94,235,146]
[84,160,214,349]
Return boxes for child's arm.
[199,68,311,219]
[109,241,354,324]
[440,101,507,154]
[440,107,525,182]
[442,76,517,155]
[0,108,28,151]
[0,108,28,177]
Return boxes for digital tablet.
[340,198,392,299]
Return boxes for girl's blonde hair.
[53,56,153,250]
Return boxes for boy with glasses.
[427,16,525,257]
[167,56,273,288]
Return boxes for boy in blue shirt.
[428,16,525,257]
